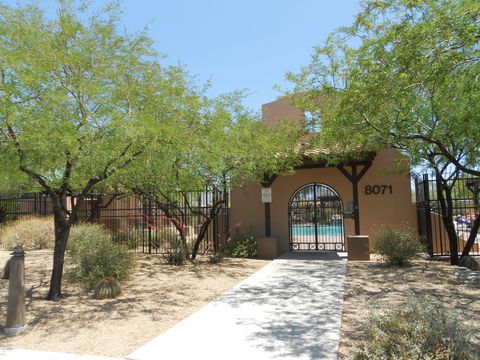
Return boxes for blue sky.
[5,0,361,112]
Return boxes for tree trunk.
[170,217,190,260]
[47,199,72,301]
[436,176,459,265]
[154,202,190,260]
[461,214,480,257]
[191,218,213,261]
[190,201,224,260]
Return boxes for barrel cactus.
[93,277,122,300]
[1,258,10,279]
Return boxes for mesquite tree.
[287,0,480,265]
[124,92,303,260]
[0,1,187,299]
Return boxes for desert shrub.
[224,233,257,258]
[353,295,478,360]
[66,223,134,290]
[164,235,186,266]
[208,251,225,264]
[372,226,424,265]
[0,216,54,250]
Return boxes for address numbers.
[365,185,393,195]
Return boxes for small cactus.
[93,277,122,300]
[1,258,11,279]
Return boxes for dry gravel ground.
[338,256,480,359]
[0,250,269,357]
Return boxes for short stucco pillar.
[4,245,27,336]
[256,237,279,259]
[346,235,370,261]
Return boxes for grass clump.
[66,223,134,290]
[224,232,257,258]
[372,226,424,266]
[353,295,479,360]
[208,251,225,264]
[164,235,186,266]
[0,216,54,250]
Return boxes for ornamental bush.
[0,216,54,250]
[224,232,257,258]
[372,226,424,266]
[66,223,134,290]
[352,295,479,360]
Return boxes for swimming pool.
[291,224,343,236]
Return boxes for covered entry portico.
[261,154,374,253]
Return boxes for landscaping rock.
[455,267,471,282]
[466,274,480,288]
[458,256,480,271]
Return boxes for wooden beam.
[264,202,271,237]
[337,164,353,182]
[261,174,278,188]
[351,164,360,235]
[337,161,373,236]
[356,162,372,182]
[261,173,276,237]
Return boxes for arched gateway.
[288,183,345,251]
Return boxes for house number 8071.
[365,185,393,195]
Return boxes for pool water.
[292,225,343,236]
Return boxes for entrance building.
[230,98,417,255]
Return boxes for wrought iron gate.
[288,183,345,251]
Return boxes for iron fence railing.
[0,191,229,254]
[415,173,480,257]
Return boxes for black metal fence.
[0,191,230,254]
[0,192,53,223]
[415,173,480,257]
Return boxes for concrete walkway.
[128,252,347,360]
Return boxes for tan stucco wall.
[230,149,418,255]
[262,98,303,126]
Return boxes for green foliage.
[67,224,134,290]
[93,277,122,300]
[372,226,424,266]
[353,295,479,360]
[0,216,54,250]
[122,90,303,261]
[0,0,194,298]
[287,0,480,172]
[0,1,179,194]
[287,0,480,263]
[164,236,186,266]
[224,233,257,258]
